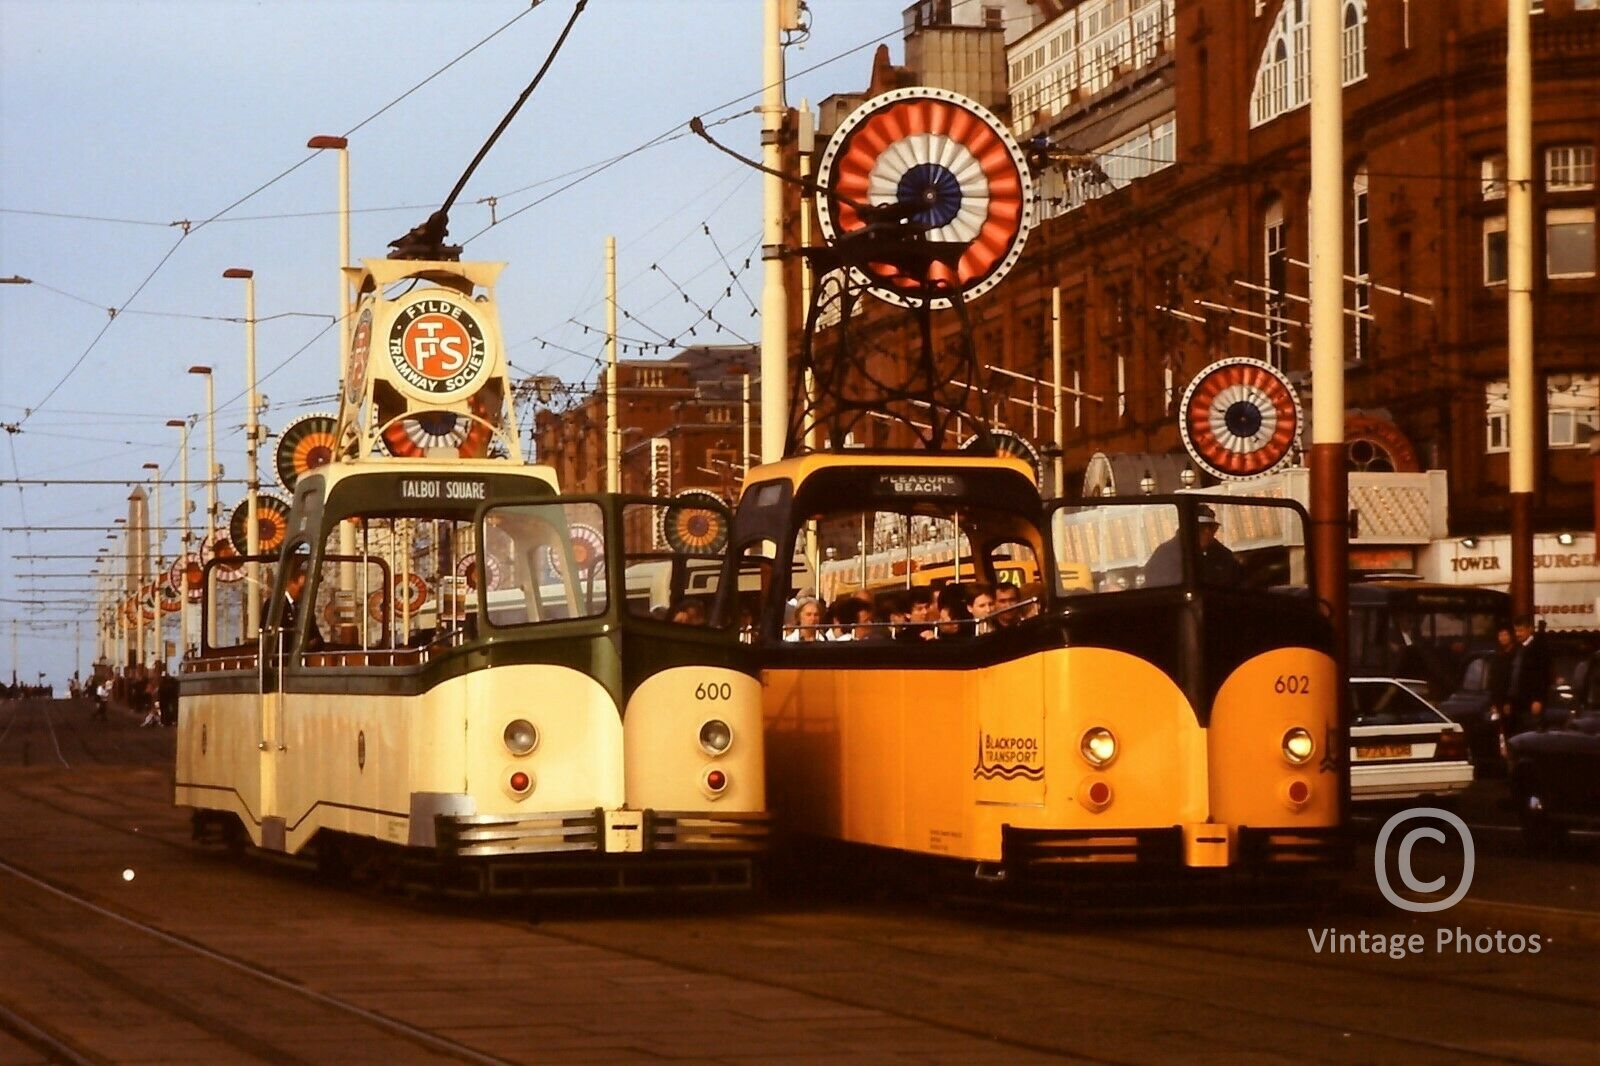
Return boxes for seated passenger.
[670,598,707,625]
[896,587,937,642]
[991,583,1023,629]
[969,582,997,634]
[934,584,976,640]
[784,596,826,641]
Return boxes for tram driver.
[1143,505,1242,587]
[278,560,324,654]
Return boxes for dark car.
[1507,651,1600,848]
[1438,647,1583,770]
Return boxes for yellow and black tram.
[176,458,767,894]
[733,451,1344,888]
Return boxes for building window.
[1481,154,1508,200]
[1352,166,1370,362]
[1483,216,1507,286]
[1264,199,1289,369]
[1342,0,1366,83]
[1484,375,1600,453]
[1250,0,1367,127]
[1546,207,1596,279]
[1546,145,1595,191]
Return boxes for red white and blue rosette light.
[818,87,1034,309]
[1179,358,1301,480]
[380,410,484,458]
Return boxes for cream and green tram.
[177,460,767,893]
[734,451,1344,888]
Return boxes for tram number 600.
[1274,674,1311,695]
[695,681,733,701]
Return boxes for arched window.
[1250,0,1367,128]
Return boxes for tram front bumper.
[416,795,770,859]
[1002,823,1348,870]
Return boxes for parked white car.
[1349,678,1474,803]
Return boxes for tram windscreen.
[619,498,737,628]
[1049,500,1302,594]
[480,501,609,627]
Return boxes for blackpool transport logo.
[1373,806,1475,913]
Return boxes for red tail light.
[1436,730,1468,760]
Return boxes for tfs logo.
[403,314,470,378]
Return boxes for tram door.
[255,543,309,849]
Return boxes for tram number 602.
[695,681,733,701]
[1274,674,1311,695]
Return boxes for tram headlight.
[1281,727,1315,765]
[503,719,539,757]
[698,718,733,756]
[1080,727,1117,768]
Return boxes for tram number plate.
[1354,743,1412,760]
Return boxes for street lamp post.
[167,418,192,659]
[309,134,359,633]
[143,461,163,668]
[307,135,351,382]
[188,366,218,648]
[224,268,261,639]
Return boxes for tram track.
[511,890,1593,1064]
[0,734,1591,1062]
[0,855,520,1065]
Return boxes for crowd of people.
[73,663,179,726]
[779,580,1045,643]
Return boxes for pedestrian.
[1487,624,1515,759]
[93,678,110,722]
[158,664,180,727]
[1507,614,1551,734]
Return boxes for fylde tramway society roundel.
[659,490,729,554]
[275,413,337,492]
[386,292,491,404]
[818,86,1034,310]
[1179,357,1301,480]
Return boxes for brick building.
[530,344,758,501]
[805,0,1597,543]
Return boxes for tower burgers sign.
[388,295,490,401]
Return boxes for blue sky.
[0,0,907,683]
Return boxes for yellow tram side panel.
[1207,647,1341,840]
[624,665,765,815]
[762,645,1210,864]
[175,687,264,838]
[179,664,628,854]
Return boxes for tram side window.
[481,501,609,627]
[200,555,278,654]
[307,557,393,651]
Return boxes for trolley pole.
[759,0,800,464]
[606,235,620,493]
[1052,287,1065,498]
[1308,0,1348,656]
[1506,0,1536,620]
